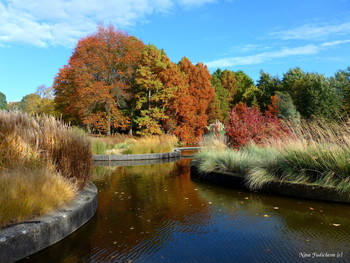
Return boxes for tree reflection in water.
[22,158,350,263]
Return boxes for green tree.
[282,68,342,119]
[0,92,7,110]
[233,70,261,108]
[209,72,229,122]
[256,70,282,111]
[275,92,300,122]
[330,67,350,115]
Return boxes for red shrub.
[225,102,289,148]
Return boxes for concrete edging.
[93,149,181,161]
[0,183,98,263]
[190,165,350,203]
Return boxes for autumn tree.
[20,94,42,115]
[133,45,177,135]
[0,92,7,110]
[176,57,214,143]
[54,25,145,134]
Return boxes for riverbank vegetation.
[194,119,350,193]
[91,134,178,155]
[0,111,92,228]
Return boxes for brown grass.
[122,135,179,154]
[0,167,77,228]
[0,111,92,227]
[90,134,178,154]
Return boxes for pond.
[21,157,350,262]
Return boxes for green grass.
[0,111,92,228]
[194,120,350,193]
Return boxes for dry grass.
[0,167,77,228]
[200,134,227,151]
[0,111,92,228]
[122,135,178,154]
[91,134,179,154]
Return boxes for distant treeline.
[2,25,349,143]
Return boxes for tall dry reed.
[0,111,92,227]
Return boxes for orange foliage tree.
[54,25,145,134]
[174,57,215,143]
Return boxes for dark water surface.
[22,158,350,262]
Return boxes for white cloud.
[321,39,350,47]
[0,0,213,47]
[205,44,320,68]
[178,0,216,8]
[270,22,350,40]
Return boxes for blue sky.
[1,0,350,102]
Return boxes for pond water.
[22,157,350,262]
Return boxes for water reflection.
[22,158,350,263]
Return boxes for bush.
[225,103,289,148]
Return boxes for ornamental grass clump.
[0,111,92,228]
[195,119,350,193]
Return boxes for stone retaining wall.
[0,183,98,263]
[190,165,350,203]
[93,149,181,161]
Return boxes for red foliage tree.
[265,95,279,117]
[225,102,288,148]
